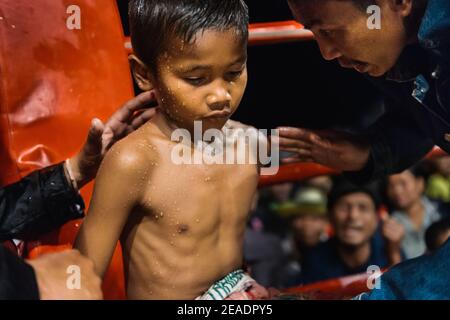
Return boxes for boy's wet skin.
[120,113,259,299]
[75,28,262,299]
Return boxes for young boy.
[75,0,270,300]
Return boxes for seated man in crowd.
[277,186,330,287]
[299,180,404,285]
[386,165,447,259]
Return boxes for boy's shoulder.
[101,131,158,178]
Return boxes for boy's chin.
[201,118,229,131]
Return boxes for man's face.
[292,214,328,247]
[331,192,378,247]
[154,29,248,133]
[288,0,410,77]
[387,171,424,210]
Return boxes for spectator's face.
[288,0,412,77]
[331,192,378,247]
[271,183,294,202]
[387,171,424,210]
[434,156,450,177]
[292,214,328,247]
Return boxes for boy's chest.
[139,161,259,226]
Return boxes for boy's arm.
[74,142,149,278]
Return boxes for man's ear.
[129,55,155,91]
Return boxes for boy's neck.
[152,108,183,141]
[151,109,223,148]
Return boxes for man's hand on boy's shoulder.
[66,91,157,189]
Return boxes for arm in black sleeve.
[0,245,39,299]
[344,99,435,185]
[0,163,85,241]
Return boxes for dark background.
[117,0,383,131]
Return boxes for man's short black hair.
[327,178,381,213]
[129,0,249,71]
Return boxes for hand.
[275,127,370,172]
[67,91,157,188]
[381,215,405,248]
[381,215,405,265]
[27,250,102,300]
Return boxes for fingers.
[382,217,405,240]
[122,91,157,117]
[277,127,318,142]
[281,156,315,164]
[277,137,312,150]
[87,118,104,144]
[107,91,157,125]
[130,108,157,130]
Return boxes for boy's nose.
[206,87,232,110]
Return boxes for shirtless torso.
[75,111,260,299]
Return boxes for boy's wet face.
[154,29,248,133]
[289,0,410,77]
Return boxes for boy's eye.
[184,77,206,86]
[225,70,243,81]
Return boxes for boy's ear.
[129,55,155,91]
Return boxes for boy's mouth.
[203,110,232,119]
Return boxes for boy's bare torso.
[120,115,259,299]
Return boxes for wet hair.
[425,218,450,252]
[129,0,249,71]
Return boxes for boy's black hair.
[425,218,450,252]
[129,0,249,71]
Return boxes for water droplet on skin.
[196,219,200,223]
[205,177,211,182]
[160,211,164,217]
